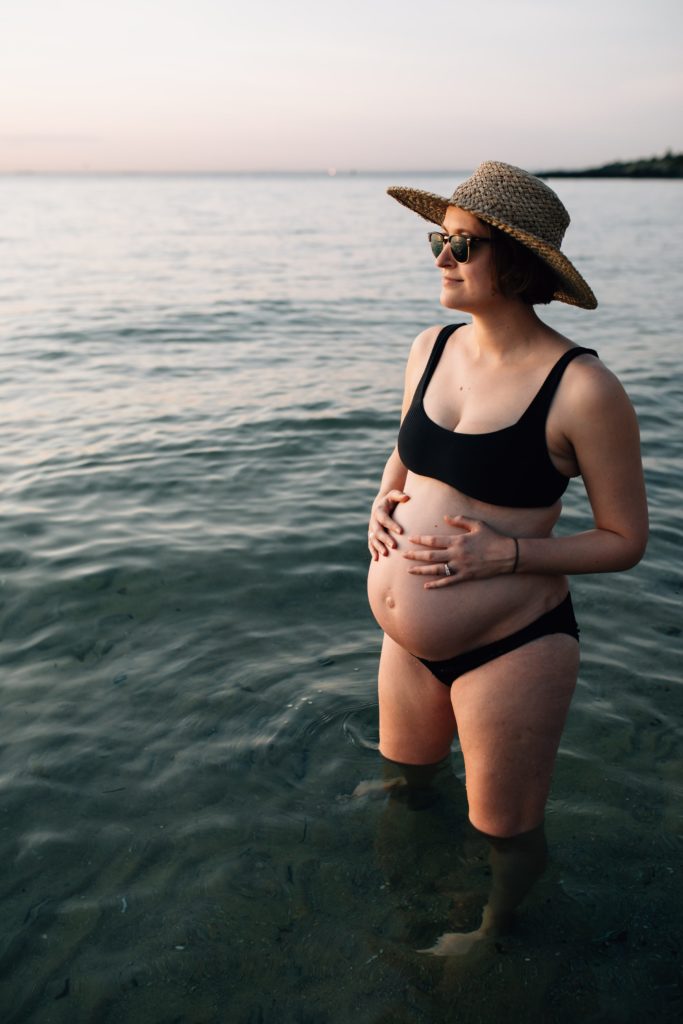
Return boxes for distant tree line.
[538,151,683,179]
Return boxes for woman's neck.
[466,303,551,363]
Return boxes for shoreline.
[537,152,683,179]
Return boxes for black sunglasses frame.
[428,232,491,263]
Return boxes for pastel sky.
[2,0,681,172]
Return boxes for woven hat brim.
[387,185,597,310]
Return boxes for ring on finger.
[443,563,452,576]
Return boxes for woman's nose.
[435,243,455,267]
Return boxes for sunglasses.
[428,232,491,263]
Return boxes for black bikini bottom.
[416,592,579,688]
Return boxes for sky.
[1,0,681,173]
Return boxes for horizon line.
[0,167,475,177]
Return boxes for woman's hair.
[489,225,558,305]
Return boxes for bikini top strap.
[524,346,599,423]
[416,323,465,397]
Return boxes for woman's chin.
[439,283,472,309]
[440,290,466,311]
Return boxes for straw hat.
[387,160,597,309]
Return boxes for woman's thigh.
[378,633,456,765]
[450,634,580,838]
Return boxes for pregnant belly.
[367,477,567,660]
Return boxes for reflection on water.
[0,173,681,1022]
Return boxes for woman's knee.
[374,754,450,809]
[378,736,452,766]
[468,808,545,839]
[465,768,549,837]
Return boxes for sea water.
[0,172,681,1022]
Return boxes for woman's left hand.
[403,514,517,588]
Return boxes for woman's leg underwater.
[424,633,579,955]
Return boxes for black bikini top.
[397,323,598,508]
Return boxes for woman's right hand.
[368,490,410,560]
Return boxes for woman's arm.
[368,447,410,560]
[517,359,648,574]
[368,327,441,560]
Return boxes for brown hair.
[489,225,558,305]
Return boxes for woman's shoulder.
[559,342,614,385]
[401,325,448,402]
[409,323,443,355]
[537,324,611,392]
[408,321,466,362]
[556,344,634,422]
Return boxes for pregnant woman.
[366,162,648,954]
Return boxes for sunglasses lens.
[450,236,469,263]
[428,232,444,257]
[428,233,470,261]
